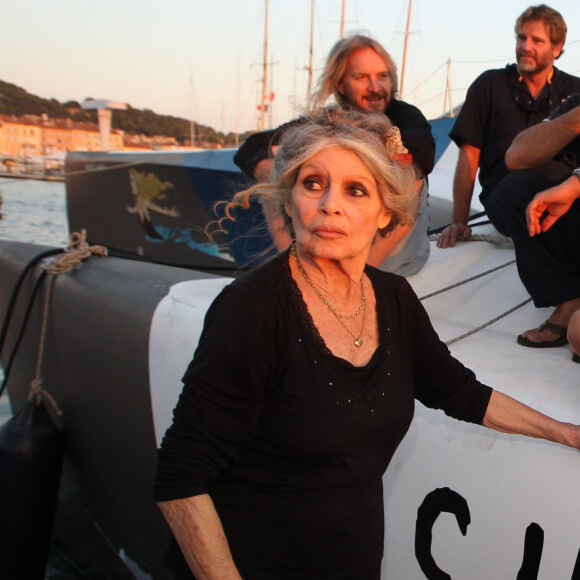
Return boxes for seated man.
[525,171,580,362]
[504,93,580,348]
[234,33,435,276]
[437,5,580,250]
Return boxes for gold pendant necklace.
[290,241,367,348]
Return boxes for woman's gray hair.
[222,108,418,238]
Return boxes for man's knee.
[497,170,541,213]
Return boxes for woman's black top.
[154,251,492,579]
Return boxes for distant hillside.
[0,80,251,147]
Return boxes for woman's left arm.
[483,390,580,450]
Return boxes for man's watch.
[573,167,580,183]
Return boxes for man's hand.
[439,144,480,249]
[526,178,579,236]
[436,222,472,248]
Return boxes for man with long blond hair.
[234,33,435,276]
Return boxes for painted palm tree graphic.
[127,168,179,239]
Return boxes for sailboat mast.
[307,0,315,97]
[399,0,412,97]
[269,54,275,128]
[340,0,346,38]
[260,0,269,130]
[444,58,453,117]
[190,65,195,149]
[236,53,240,146]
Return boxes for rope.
[428,232,513,244]
[444,298,532,346]
[0,271,48,399]
[22,230,108,412]
[419,259,516,301]
[42,229,108,275]
[417,240,528,346]
[28,276,62,414]
[0,248,62,359]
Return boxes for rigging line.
[416,91,456,108]
[402,61,447,93]
[418,259,516,301]
[444,298,532,346]
[452,57,513,64]
[418,86,474,106]
[62,152,197,179]
[403,55,512,99]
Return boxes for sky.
[2,0,580,135]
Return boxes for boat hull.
[2,235,579,579]
[0,241,224,579]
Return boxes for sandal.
[573,353,580,363]
[516,320,568,348]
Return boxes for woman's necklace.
[290,241,367,348]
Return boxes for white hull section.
[385,235,580,578]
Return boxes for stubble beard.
[517,53,552,76]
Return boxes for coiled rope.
[42,230,108,275]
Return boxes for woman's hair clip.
[392,152,413,165]
[384,126,412,164]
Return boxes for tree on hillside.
[0,79,249,147]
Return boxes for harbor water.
[0,176,69,424]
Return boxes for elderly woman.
[154,110,579,580]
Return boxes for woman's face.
[286,146,391,262]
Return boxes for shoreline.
[0,172,64,183]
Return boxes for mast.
[190,65,195,149]
[340,0,345,39]
[235,53,240,146]
[269,54,275,128]
[399,0,412,97]
[306,0,315,97]
[260,0,269,130]
[444,58,454,117]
